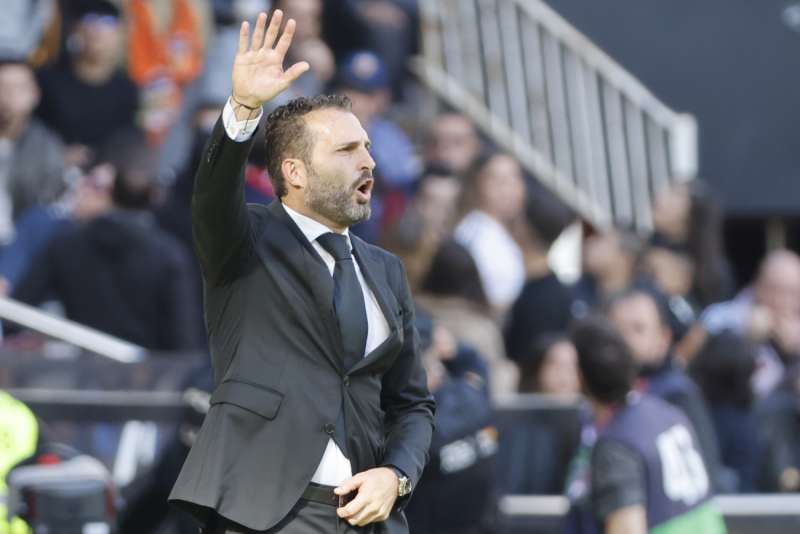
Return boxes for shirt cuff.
[222,97,263,142]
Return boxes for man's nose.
[361,149,376,172]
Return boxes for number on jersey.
[656,424,709,506]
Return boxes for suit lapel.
[260,202,402,374]
[262,201,343,373]
[350,236,402,373]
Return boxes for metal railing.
[498,494,800,534]
[0,296,146,363]
[413,0,698,230]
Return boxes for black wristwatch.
[388,466,412,497]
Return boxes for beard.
[305,167,372,228]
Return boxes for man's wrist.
[384,465,411,497]
[230,94,264,122]
[231,93,262,109]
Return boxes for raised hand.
[231,10,310,110]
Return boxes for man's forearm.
[191,115,257,286]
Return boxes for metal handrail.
[414,0,698,231]
[0,296,146,363]
[499,494,800,517]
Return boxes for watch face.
[399,477,411,496]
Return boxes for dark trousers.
[202,499,362,534]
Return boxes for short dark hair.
[420,239,489,311]
[263,94,352,198]
[97,128,158,210]
[524,182,575,249]
[689,330,756,409]
[570,316,637,403]
[518,331,570,393]
[604,285,671,329]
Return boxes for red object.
[36,453,61,465]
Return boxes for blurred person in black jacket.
[404,310,496,534]
[651,180,733,308]
[505,185,576,364]
[689,330,762,492]
[497,332,582,496]
[12,129,198,352]
[757,363,800,492]
[571,226,641,320]
[35,0,139,168]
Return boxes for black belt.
[301,482,355,508]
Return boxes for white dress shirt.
[222,99,391,485]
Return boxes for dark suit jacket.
[168,118,435,532]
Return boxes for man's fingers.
[337,492,368,518]
[274,18,296,57]
[250,12,268,51]
[335,473,364,495]
[283,61,310,83]
[263,9,283,49]
[238,21,249,54]
[349,505,380,526]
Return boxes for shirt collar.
[282,203,352,250]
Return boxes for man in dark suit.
[168,10,435,534]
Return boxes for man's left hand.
[335,467,399,526]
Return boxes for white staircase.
[413,0,698,230]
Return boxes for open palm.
[232,10,310,108]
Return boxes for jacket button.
[343,376,350,387]
[324,423,335,435]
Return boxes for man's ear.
[282,159,307,190]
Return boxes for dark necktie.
[317,232,368,458]
[316,232,368,371]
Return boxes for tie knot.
[317,232,351,261]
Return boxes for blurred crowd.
[3,0,800,533]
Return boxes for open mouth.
[354,178,374,201]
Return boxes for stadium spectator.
[405,312,496,534]
[651,180,733,308]
[690,331,762,492]
[571,226,641,319]
[35,0,139,167]
[0,58,65,242]
[0,157,114,294]
[758,363,800,492]
[640,234,699,341]
[505,186,576,363]
[381,164,461,290]
[702,249,800,397]
[417,239,517,397]
[454,153,527,313]
[413,165,462,245]
[12,129,198,352]
[606,288,726,491]
[496,333,582,496]
[0,0,60,66]
[352,0,418,96]
[564,317,726,534]
[424,111,483,177]
[127,0,206,145]
[517,333,580,396]
[273,0,335,100]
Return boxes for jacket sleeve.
[191,116,258,287]
[380,257,436,508]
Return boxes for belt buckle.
[338,491,355,508]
